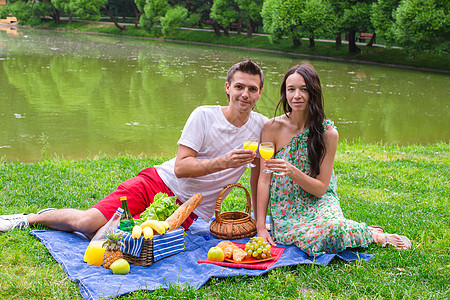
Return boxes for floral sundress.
[269,119,373,257]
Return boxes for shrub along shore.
[0,142,449,298]
[25,20,450,73]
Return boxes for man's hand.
[225,149,256,168]
[175,145,256,178]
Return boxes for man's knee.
[74,208,108,235]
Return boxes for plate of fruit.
[223,237,277,264]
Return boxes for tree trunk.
[348,30,361,53]
[237,20,242,35]
[367,33,376,47]
[51,8,60,24]
[335,32,342,47]
[246,23,252,38]
[293,37,302,47]
[236,25,241,35]
[103,7,126,31]
[309,37,315,47]
[222,25,230,37]
[291,27,302,47]
[130,0,141,27]
[202,19,221,37]
[68,12,73,23]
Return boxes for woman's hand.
[257,228,276,246]
[264,158,294,177]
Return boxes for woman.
[256,64,410,257]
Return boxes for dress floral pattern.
[270,119,373,257]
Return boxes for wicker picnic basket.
[210,183,257,240]
[123,238,154,267]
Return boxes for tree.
[299,0,335,47]
[130,0,142,27]
[235,0,263,37]
[371,0,401,45]
[52,0,107,23]
[160,5,188,35]
[137,0,169,29]
[103,0,128,30]
[210,0,239,37]
[341,1,374,52]
[7,0,55,25]
[328,0,347,46]
[392,0,449,53]
[261,0,304,47]
[163,0,223,37]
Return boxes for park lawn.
[0,142,449,299]
[42,20,450,72]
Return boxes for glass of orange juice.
[259,142,274,173]
[84,240,107,266]
[243,137,259,168]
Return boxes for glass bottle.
[119,196,134,232]
[84,207,123,266]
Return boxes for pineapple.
[102,229,125,269]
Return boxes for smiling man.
[0,59,268,237]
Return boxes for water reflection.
[0,28,449,162]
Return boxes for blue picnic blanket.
[30,218,373,300]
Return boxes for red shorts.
[92,167,197,230]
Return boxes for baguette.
[165,193,202,231]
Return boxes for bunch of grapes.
[244,237,271,259]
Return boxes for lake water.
[1,27,449,162]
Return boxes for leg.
[27,208,107,238]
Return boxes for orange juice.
[243,141,258,152]
[259,147,274,160]
[84,240,106,266]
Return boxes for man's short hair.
[226,59,264,89]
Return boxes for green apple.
[207,246,225,262]
[110,259,130,275]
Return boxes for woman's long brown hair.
[275,64,325,177]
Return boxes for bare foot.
[372,231,411,250]
[369,226,384,234]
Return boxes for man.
[0,59,268,237]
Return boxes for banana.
[142,227,154,240]
[140,220,166,235]
[160,220,170,231]
[131,225,143,239]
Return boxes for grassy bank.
[39,20,450,72]
[0,142,449,299]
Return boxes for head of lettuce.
[136,193,179,224]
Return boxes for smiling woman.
[256,63,412,257]
[0,28,448,162]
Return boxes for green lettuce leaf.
[136,193,179,224]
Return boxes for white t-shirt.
[155,105,268,221]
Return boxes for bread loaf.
[166,193,202,231]
[216,240,246,262]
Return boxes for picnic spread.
[30,191,374,300]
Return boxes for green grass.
[39,20,450,72]
[0,142,449,299]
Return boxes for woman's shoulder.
[323,119,336,132]
[263,115,288,131]
[323,120,339,143]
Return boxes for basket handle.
[214,183,252,223]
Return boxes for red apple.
[207,246,225,262]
